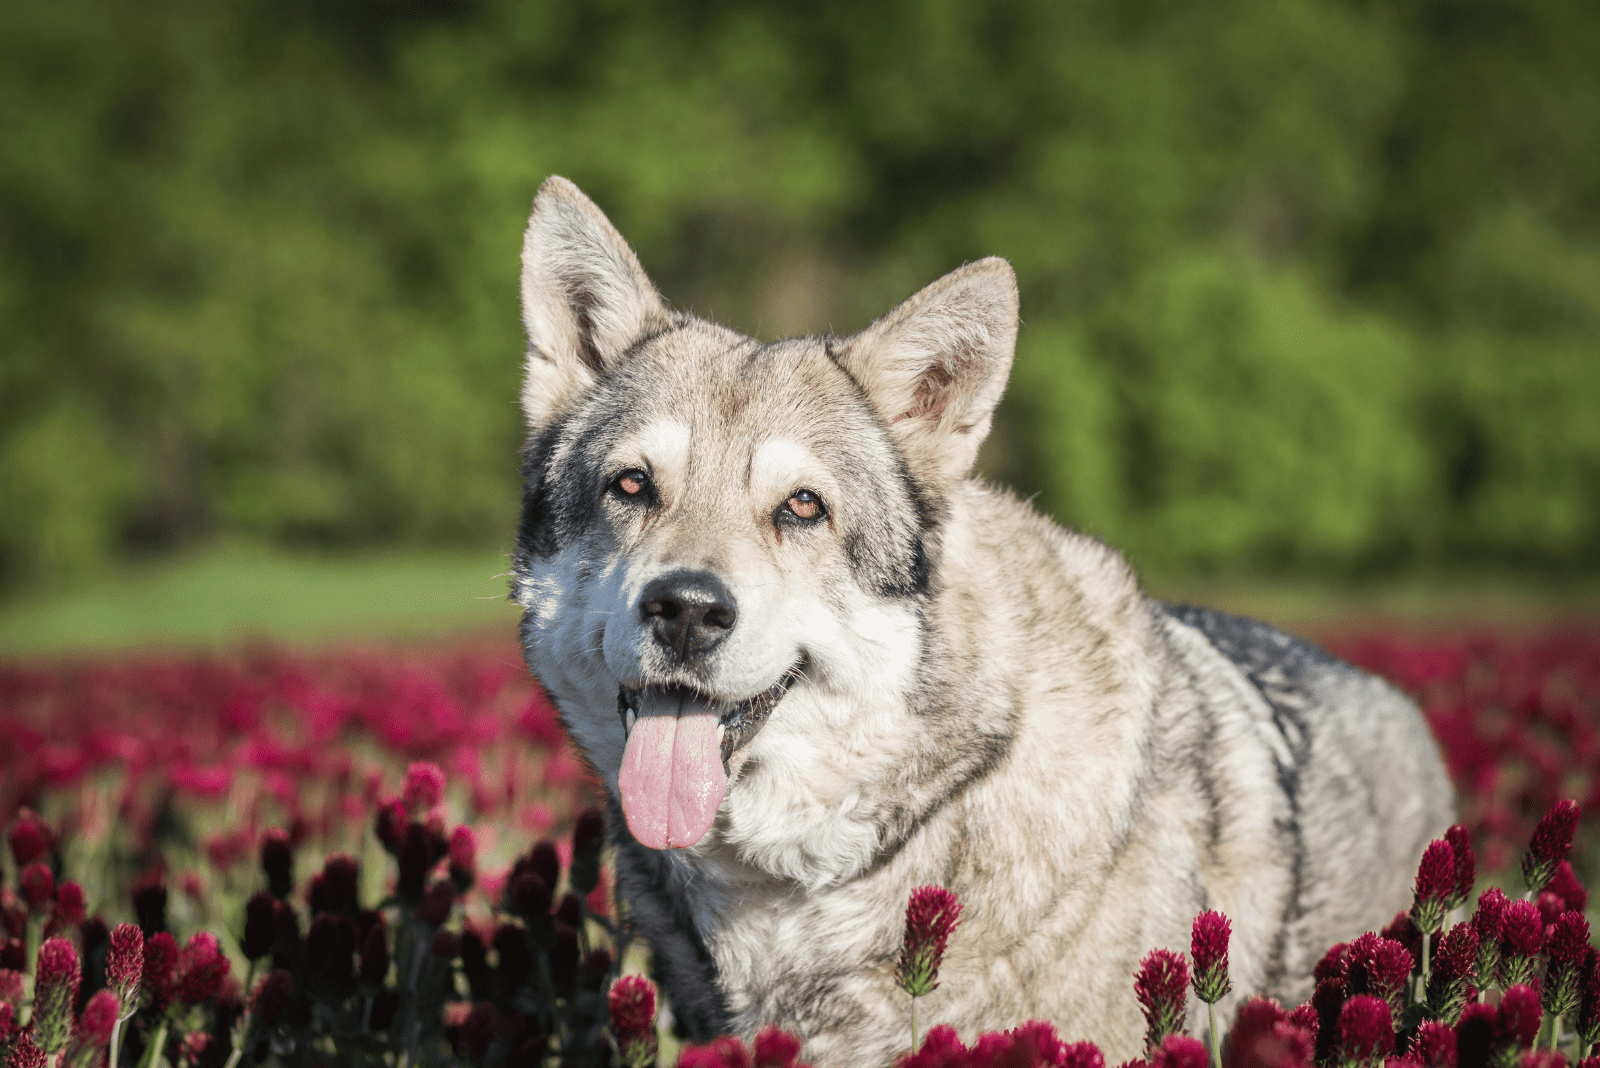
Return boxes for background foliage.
[3,0,1598,591]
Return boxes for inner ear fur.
[519,176,672,430]
[835,257,1019,491]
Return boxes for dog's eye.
[783,489,826,522]
[610,469,651,500]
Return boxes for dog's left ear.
[835,258,1019,491]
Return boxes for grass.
[1,545,1597,658]
[0,543,522,656]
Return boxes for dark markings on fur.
[606,796,732,1041]
[1160,603,1322,993]
[515,420,566,562]
[561,277,604,372]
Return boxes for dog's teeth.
[717,724,726,745]
[625,709,637,734]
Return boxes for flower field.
[0,621,1597,1068]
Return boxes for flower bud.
[51,882,85,928]
[33,938,81,1054]
[1521,800,1580,894]
[19,863,53,911]
[1496,985,1542,1051]
[1337,995,1394,1066]
[260,829,294,899]
[142,931,177,1013]
[1443,825,1476,911]
[1411,840,1456,935]
[106,923,144,1004]
[176,930,231,1004]
[7,811,51,869]
[1135,948,1191,1053]
[252,969,294,1029]
[403,762,446,817]
[243,891,277,961]
[448,826,476,892]
[1191,910,1232,1005]
[80,990,120,1046]
[894,886,963,1000]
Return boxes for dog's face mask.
[511,178,1017,853]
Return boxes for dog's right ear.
[519,177,672,430]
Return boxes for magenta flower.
[1336,995,1394,1065]
[106,923,144,1004]
[1136,948,1191,1052]
[6,1030,44,1068]
[1411,840,1456,935]
[1154,1034,1209,1068]
[176,930,231,1004]
[1521,800,1580,893]
[142,931,178,1013]
[80,990,120,1046]
[1473,887,1509,983]
[252,969,294,1029]
[1443,825,1475,911]
[1545,861,1588,915]
[1542,911,1591,1020]
[1499,899,1544,988]
[1496,985,1542,1051]
[894,885,963,998]
[243,891,278,961]
[1517,1052,1567,1068]
[33,937,81,1054]
[449,826,477,890]
[19,862,53,911]
[1224,997,1315,1068]
[1576,947,1599,1053]
[7,811,51,868]
[403,761,446,816]
[1346,933,1413,1014]
[1425,922,1479,1023]
[1192,911,1232,1004]
[51,881,85,927]
[753,1026,805,1068]
[678,1030,813,1068]
[1412,1020,1457,1068]
[608,974,659,1067]
[0,969,23,1006]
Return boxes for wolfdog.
[510,177,1454,1065]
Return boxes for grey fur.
[509,177,1454,1066]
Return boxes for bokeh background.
[3,0,1600,639]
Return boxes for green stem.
[1208,1002,1220,1068]
[1420,930,1432,999]
[911,996,920,1055]
[136,1018,171,1068]
[108,1009,137,1068]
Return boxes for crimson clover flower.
[179,1031,211,1066]
[1545,861,1587,915]
[243,891,277,961]
[52,881,85,928]
[1496,985,1542,1052]
[1542,912,1591,1020]
[261,829,294,899]
[1154,1034,1210,1068]
[1473,887,1509,985]
[1192,911,1232,1004]
[106,923,144,1005]
[1336,994,1394,1066]
[80,990,120,1046]
[1521,800,1580,894]
[1499,900,1544,988]
[1136,948,1192,1052]
[419,880,455,928]
[7,811,51,868]
[1443,825,1476,912]
[678,1029,814,1068]
[1224,996,1316,1068]
[895,885,963,998]
[1412,1020,1457,1068]
[1517,1052,1566,1068]
[34,937,81,1054]
[1425,922,1479,1024]
[142,931,178,1013]
[252,969,294,1030]
[1346,933,1413,1015]
[608,974,659,1068]
[19,863,53,911]
[403,761,446,816]
[1575,947,1600,1053]
[176,930,231,1004]
[1411,840,1456,936]
[7,1030,43,1068]
[753,1027,805,1068]
[132,876,168,934]
[0,969,23,1006]
[449,826,477,891]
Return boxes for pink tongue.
[618,710,728,850]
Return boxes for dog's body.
[510,177,1454,1066]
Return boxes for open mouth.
[617,667,798,766]
[613,664,800,851]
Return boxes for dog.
[509,176,1454,1066]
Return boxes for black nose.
[639,570,738,661]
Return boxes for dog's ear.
[519,176,672,429]
[835,258,1019,490]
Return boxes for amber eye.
[611,468,651,499]
[784,489,825,522]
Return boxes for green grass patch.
[0,543,522,655]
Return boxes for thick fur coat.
[509,177,1455,1066]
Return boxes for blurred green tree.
[1,0,1596,589]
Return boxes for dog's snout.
[640,571,738,660]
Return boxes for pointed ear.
[520,176,672,429]
[835,257,1019,490]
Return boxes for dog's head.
[511,177,1017,857]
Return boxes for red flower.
[1518,1052,1568,1068]
[1473,888,1509,982]
[608,975,657,1038]
[1545,862,1588,915]
[1578,948,1600,1051]
[1443,826,1475,910]
[1543,912,1591,1019]
[752,1027,806,1068]
[1191,911,1232,1004]
[679,1035,755,1068]
[7,811,51,868]
[176,930,230,1004]
[403,761,446,816]
[1346,933,1412,1014]
[1153,1035,1208,1068]
[51,882,85,927]
[1135,948,1191,1052]
[1496,985,1542,1051]
[1500,900,1544,987]
[19,863,53,911]
[252,969,294,1029]
[895,886,963,998]
[1411,1020,1456,1068]
[449,826,477,884]
[79,990,120,1045]
[1521,800,1580,893]
[6,1029,44,1068]
[106,923,144,1003]
[33,937,81,1054]
[1224,997,1314,1068]
[142,931,178,1013]
[1336,995,1394,1065]
[1063,1040,1109,1068]
[1411,840,1455,935]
